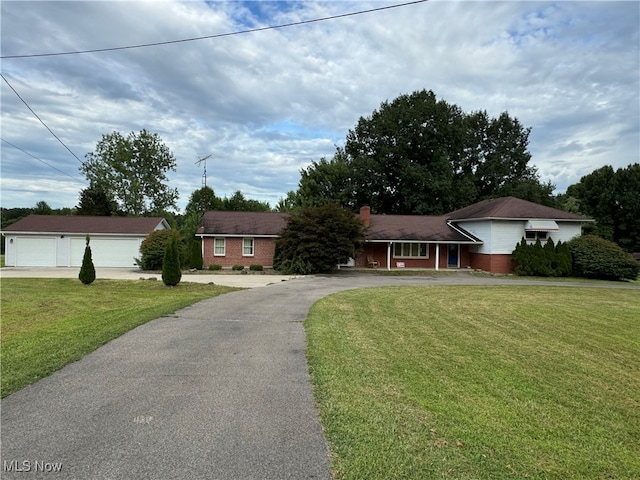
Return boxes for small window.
[243,238,254,256]
[393,242,429,258]
[525,231,548,242]
[214,238,225,256]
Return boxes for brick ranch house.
[197,197,592,274]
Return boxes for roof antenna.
[195,154,212,189]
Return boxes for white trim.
[197,233,279,238]
[213,237,226,256]
[242,238,255,257]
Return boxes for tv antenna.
[195,154,212,189]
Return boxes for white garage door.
[70,237,141,267]
[16,237,56,267]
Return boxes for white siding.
[458,219,584,254]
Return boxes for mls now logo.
[3,460,63,473]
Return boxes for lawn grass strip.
[305,285,640,479]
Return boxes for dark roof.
[198,211,287,236]
[366,215,481,243]
[447,196,590,221]
[2,215,168,234]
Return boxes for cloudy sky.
[1,0,638,212]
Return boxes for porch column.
[435,243,440,271]
[387,242,392,270]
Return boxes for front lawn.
[306,285,640,479]
[1,278,238,398]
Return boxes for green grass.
[305,285,640,479]
[1,278,239,398]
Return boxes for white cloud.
[1,1,638,211]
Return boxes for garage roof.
[3,215,169,234]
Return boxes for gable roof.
[197,211,287,236]
[2,215,168,235]
[366,214,481,243]
[447,196,590,221]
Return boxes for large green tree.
[292,90,553,214]
[81,129,179,216]
[566,163,640,252]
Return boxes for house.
[196,197,592,274]
[2,215,169,268]
[196,211,287,268]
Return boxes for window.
[393,242,429,258]
[214,238,225,256]
[243,238,254,256]
[525,231,548,241]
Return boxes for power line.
[1,73,84,164]
[1,0,429,59]
[1,138,87,185]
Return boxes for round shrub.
[208,264,222,271]
[138,229,180,270]
[568,235,639,281]
[249,264,263,271]
[232,264,245,271]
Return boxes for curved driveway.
[1,272,637,479]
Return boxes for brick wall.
[202,237,277,268]
[469,253,512,273]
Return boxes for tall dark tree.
[297,90,552,215]
[76,185,117,216]
[34,201,53,215]
[295,149,354,209]
[81,129,179,216]
[184,186,221,217]
[221,190,271,212]
[566,163,639,252]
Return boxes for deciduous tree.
[81,130,178,216]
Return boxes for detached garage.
[3,215,169,268]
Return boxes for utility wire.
[1,138,87,185]
[1,73,84,164]
[1,0,429,59]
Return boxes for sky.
[1,0,638,213]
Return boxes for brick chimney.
[359,205,371,227]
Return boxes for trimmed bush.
[568,235,639,281]
[511,237,573,277]
[162,236,182,286]
[249,264,263,271]
[138,229,180,270]
[208,264,222,271]
[78,235,96,285]
[232,264,245,271]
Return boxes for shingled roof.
[3,215,168,234]
[366,214,481,243]
[447,196,590,221]
[197,211,287,236]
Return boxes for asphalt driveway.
[2,271,637,479]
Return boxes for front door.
[447,244,459,268]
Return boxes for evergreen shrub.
[78,235,96,285]
[568,235,639,281]
[162,236,182,286]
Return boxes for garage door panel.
[70,238,140,267]
[16,237,56,267]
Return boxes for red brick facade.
[202,237,277,268]
[468,253,512,274]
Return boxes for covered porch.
[357,241,473,270]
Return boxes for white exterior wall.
[458,219,584,254]
[4,234,144,267]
